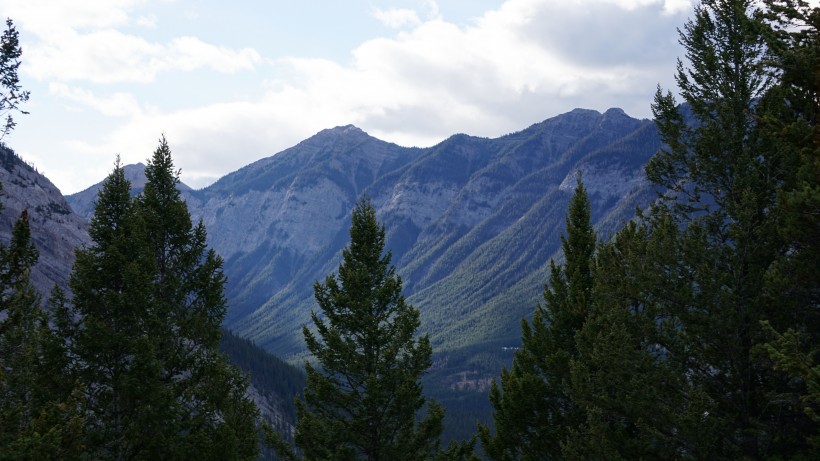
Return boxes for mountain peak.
[316,124,367,138]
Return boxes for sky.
[1,0,695,194]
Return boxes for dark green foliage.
[287,197,445,460]
[61,142,259,460]
[0,18,29,139]
[0,211,84,460]
[756,0,820,453]
[479,2,817,459]
[479,177,595,460]
[647,0,817,457]
[220,329,306,430]
[558,0,819,458]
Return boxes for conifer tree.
[631,0,815,456]
[478,177,594,461]
[756,0,820,452]
[137,136,259,460]
[293,197,443,461]
[0,18,29,139]
[0,211,83,460]
[62,142,258,460]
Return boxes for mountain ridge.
[66,108,659,366]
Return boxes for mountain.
[67,108,660,363]
[67,108,663,440]
[66,162,193,222]
[0,144,90,295]
[220,330,305,460]
[173,109,660,359]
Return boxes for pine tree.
[478,177,595,460]
[293,197,443,461]
[62,142,259,460]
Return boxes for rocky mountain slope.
[67,162,193,222]
[0,144,89,294]
[68,108,661,363]
[66,108,663,440]
[178,108,660,361]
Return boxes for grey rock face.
[0,145,90,295]
[64,109,662,368]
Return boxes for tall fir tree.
[292,197,444,461]
[478,177,595,461]
[61,141,259,460]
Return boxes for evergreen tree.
[565,217,712,460]
[137,136,259,460]
[0,211,84,460]
[630,0,815,456]
[756,0,820,453]
[0,18,29,139]
[478,177,595,460]
[62,142,258,460]
[292,197,443,461]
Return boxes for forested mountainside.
[69,108,660,367]
[0,144,89,293]
[195,107,659,362]
[67,107,662,441]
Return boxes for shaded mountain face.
[0,145,90,295]
[67,108,662,375]
[66,162,193,222]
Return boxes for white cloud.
[136,14,157,28]
[24,29,261,83]
[4,0,142,31]
[371,8,422,29]
[9,0,262,84]
[48,83,144,118]
[9,0,696,194]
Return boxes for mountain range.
[14,106,663,441]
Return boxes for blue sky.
[2,0,693,194]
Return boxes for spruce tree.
[756,0,820,452]
[478,177,595,461]
[565,217,712,460]
[635,0,815,456]
[293,197,443,461]
[62,159,166,459]
[137,136,259,460]
[0,211,84,460]
[62,143,258,460]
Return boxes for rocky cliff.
[0,144,89,295]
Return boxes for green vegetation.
[479,177,595,460]
[1,137,262,459]
[477,0,819,459]
[2,0,818,459]
[0,18,29,140]
[55,141,260,460]
[0,211,84,460]
[273,198,447,460]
